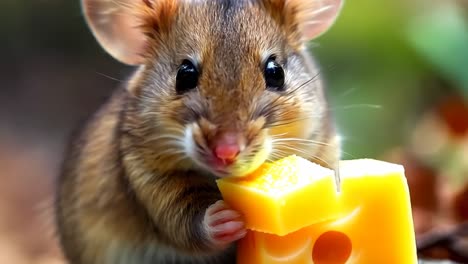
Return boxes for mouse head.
[82,0,343,177]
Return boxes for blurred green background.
[0,0,467,263]
[315,0,468,158]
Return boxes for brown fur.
[56,1,341,263]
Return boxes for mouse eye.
[264,57,285,92]
[176,60,199,94]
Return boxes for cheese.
[217,157,418,264]
[216,155,339,235]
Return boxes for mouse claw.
[203,200,246,249]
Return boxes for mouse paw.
[203,200,246,249]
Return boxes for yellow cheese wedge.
[226,158,418,264]
[216,155,339,235]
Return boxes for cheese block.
[216,155,339,235]
[234,158,418,264]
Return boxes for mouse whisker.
[283,144,332,167]
[270,147,293,156]
[273,140,342,155]
[273,142,326,151]
[272,138,332,146]
[95,71,124,82]
[274,143,336,169]
[263,106,321,129]
[284,72,321,97]
[268,149,293,162]
[307,154,333,169]
[337,86,359,98]
[266,116,312,128]
[266,155,283,163]
[257,74,320,121]
[328,104,383,112]
[273,144,313,157]
[286,141,356,159]
[269,132,289,139]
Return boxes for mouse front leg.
[126,169,245,261]
[203,200,247,249]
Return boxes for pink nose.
[212,133,241,164]
[214,144,240,162]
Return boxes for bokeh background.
[0,0,467,263]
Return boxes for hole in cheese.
[312,231,352,264]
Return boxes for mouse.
[55,0,343,263]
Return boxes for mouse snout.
[210,132,245,165]
[187,117,269,177]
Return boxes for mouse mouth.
[184,125,272,178]
[203,154,268,178]
[196,151,258,178]
[203,156,235,176]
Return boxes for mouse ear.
[264,0,343,44]
[287,0,343,40]
[81,0,178,65]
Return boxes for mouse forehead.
[175,0,282,64]
[173,1,285,96]
[177,0,281,51]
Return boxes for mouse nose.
[214,144,240,163]
[212,133,242,164]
